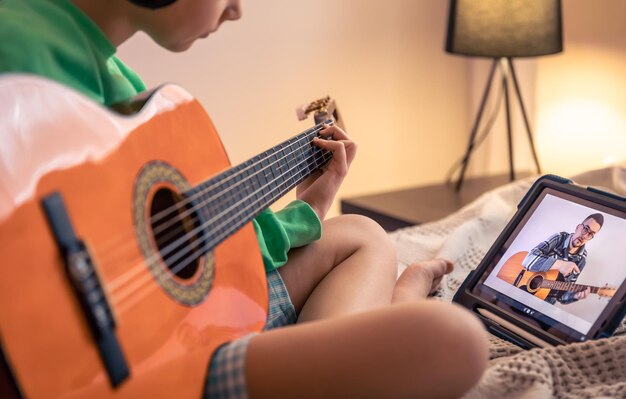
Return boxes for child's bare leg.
[246,301,489,399]
[278,214,397,322]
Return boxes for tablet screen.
[471,187,626,343]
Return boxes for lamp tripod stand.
[454,57,542,191]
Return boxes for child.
[0,0,488,397]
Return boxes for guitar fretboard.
[541,280,599,294]
[185,121,332,254]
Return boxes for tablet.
[453,175,626,348]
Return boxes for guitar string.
[141,149,330,283]
[111,148,331,308]
[103,128,330,296]
[102,133,331,295]
[112,154,329,313]
[111,151,333,311]
[96,123,327,265]
[542,280,599,293]
[105,129,329,295]
[536,276,614,295]
[150,129,325,242]
[95,122,330,263]
[97,123,327,273]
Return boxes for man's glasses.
[580,223,597,239]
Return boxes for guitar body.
[0,76,267,398]
[497,251,558,300]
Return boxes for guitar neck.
[184,121,332,253]
[541,280,601,294]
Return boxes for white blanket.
[389,166,626,399]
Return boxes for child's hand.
[392,259,454,303]
[296,124,356,220]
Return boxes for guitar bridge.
[513,269,525,287]
[41,192,129,388]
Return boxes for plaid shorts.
[204,269,297,399]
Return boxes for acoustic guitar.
[0,75,339,398]
[496,251,617,300]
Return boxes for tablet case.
[453,175,626,348]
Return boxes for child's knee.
[339,213,387,235]
[336,214,396,256]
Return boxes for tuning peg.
[295,104,309,121]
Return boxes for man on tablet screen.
[522,213,604,304]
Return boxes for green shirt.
[0,0,321,271]
[0,0,144,105]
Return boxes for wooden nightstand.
[341,174,521,231]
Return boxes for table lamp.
[445,0,563,190]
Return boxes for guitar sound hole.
[528,275,543,291]
[150,188,201,280]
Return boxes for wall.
[117,0,470,216]
[535,0,626,176]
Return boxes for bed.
[389,166,626,398]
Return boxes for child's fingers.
[439,259,454,274]
[317,124,357,166]
[312,137,347,165]
[319,124,349,140]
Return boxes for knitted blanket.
[389,166,626,399]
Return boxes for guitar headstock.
[296,96,345,131]
[598,285,617,298]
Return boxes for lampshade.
[446,0,563,58]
